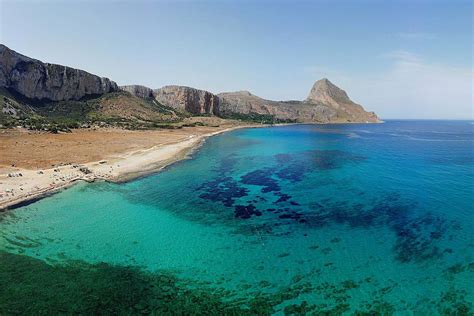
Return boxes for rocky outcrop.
[154,85,220,115]
[0,45,378,123]
[0,44,118,101]
[120,85,154,99]
[217,91,337,122]
[217,79,378,123]
[306,78,351,107]
[306,78,379,122]
[151,79,378,123]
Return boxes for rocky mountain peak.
[304,78,379,122]
[306,78,351,105]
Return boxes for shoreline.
[0,120,381,211]
[0,125,252,211]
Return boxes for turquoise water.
[1,120,473,314]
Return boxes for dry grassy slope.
[0,89,183,127]
[90,92,179,122]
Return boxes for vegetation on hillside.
[0,88,290,132]
[0,88,188,132]
[220,112,296,124]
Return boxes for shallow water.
[1,120,473,314]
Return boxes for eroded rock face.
[120,85,154,99]
[1,45,378,123]
[0,45,118,101]
[306,78,351,107]
[217,91,337,122]
[306,78,379,122]
[150,80,377,123]
[217,79,379,123]
[154,85,220,115]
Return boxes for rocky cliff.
[217,91,337,122]
[150,80,378,123]
[0,45,118,101]
[120,85,154,99]
[216,78,379,123]
[0,44,378,124]
[154,85,220,115]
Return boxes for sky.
[0,0,472,119]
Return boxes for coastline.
[0,125,251,211]
[0,120,380,211]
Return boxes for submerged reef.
[0,251,275,315]
[195,150,459,264]
[1,251,471,315]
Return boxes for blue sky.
[1,0,472,119]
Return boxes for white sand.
[0,127,238,210]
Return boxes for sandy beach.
[0,120,252,210]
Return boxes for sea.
[1,120,473,315]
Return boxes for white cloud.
[304,53,473,119]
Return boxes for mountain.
[306,78,351,105]
[0,44,379,128]
[306,78,379,122]
[217,91,337,122]
[218,78,379,123]
[152,81,379,123]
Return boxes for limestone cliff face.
[217,91,337,122]
[306,78,379,122]
[120,85,154,99]
[0,45,118,101]
[154,85,220,115]
[218,79,378,123]
[150,79,378,123]
[306,78,351,107]
[1,45,378,123]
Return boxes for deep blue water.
[1,120,473,314]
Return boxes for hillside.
[0,87,184,131]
